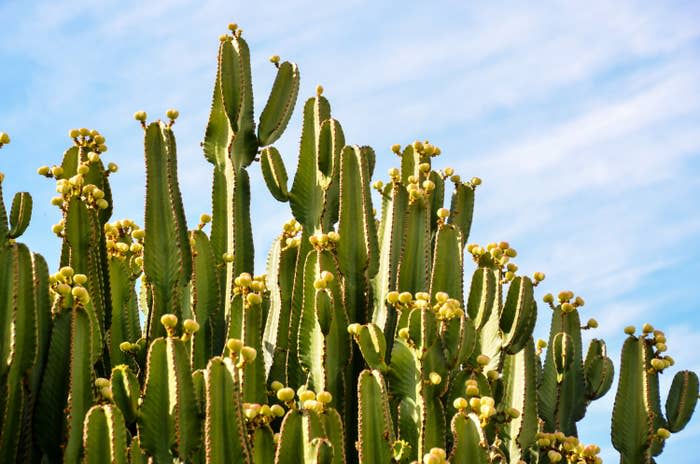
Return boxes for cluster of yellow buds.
[49,172,110,214]
[225,337,257,368]
[635,325,674,372]
[387,291,464,322]
[49,266,90,309]
[405,172,435,204]
[535,432,602,463]
[0,131,10,148]
[543,290,584,314]
[68,127,108,154]
[105,219,145,268]
[233,272,267,308]
[242,402,285,425]
[281,218,302,249]
[422,447,447,464]
[466,242,524,280]
[454,393,498,427]
[219,23,243,42]
[308,230,340,251]
[313,270,335,290]
[282,387,332,415]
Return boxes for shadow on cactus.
[0,22,697,464]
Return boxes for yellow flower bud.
[269,54,281,64]
[183,319,200,333]
[241,346,257,362]
[160,314,178,329]
[133,111,147,122]
[470,177,482,186]
[453,397,468,410]
[317,391,332,404]
[398,292,412,304]
[276,387,295,402]
[624,326,635,335]
[429,372,442,385]
[270,381,284,392]
[476,354,490,366]
[166,109,179,120]
[226,338,243,353]
[391,143,401,154]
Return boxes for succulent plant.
[0,22,696,464]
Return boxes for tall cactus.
[612,325,698,463]
[0,20,697,464]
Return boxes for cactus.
[0,21,697,464]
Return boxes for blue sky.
[1,0,699,461]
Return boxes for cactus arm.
[252,426,276,464]
[108,258,141,366]
[289,96,331,230]
[538,305,586,435]
[400,144,419,185]
[448,412,489,464]
[8,192,32,239]
[111,364,140,425]
[583,339,614,401]
[321,408,346,464]
[63,306,97,463]
[447,181,475,246]
[219,39,242,134]
[337,145,378,323]
[666,370,698,433]
[258,61,300,147]
[34,310,72,461]
[353,323,389,372]
[465,268,496,331]
[318,119,345,231]
[261,147,290,201]
[138,337,202,462]
[0,176,8,243]
[129,434,149,463]
[397,200,431,294]
[285,232,312,386]
[82,405,129,464]
[500,276,537,355]
[230,35,258,168]
[263,234,299,383]
[500,338,538,462]
[29,252,51,396]
[205,357,251,463]
[428,171,444,234]
[232,167,254,276]
[302,410,332,462]
[357,370,395,463]
[372,184,407,331]
[190,230,220,369]
[274,410,305,464]
[242,296,266,403]
[429,224,464,302]
[298,250,350,402]
[0,244,38,462]
[64,197,109,340]
[143,122,192,340]
[611,336,658,463]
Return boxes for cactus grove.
[0,23,697,464]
